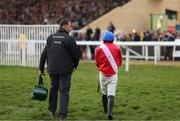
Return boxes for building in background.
[82,0,180,33]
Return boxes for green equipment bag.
[31,75,48,101]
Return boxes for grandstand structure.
[83,0,180,33]
[0,0,180,32]
[0,0,130,29]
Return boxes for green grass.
[0,62,180,120]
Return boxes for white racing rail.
[77,40,180,71]
[0,40,180,71]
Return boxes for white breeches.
[99,71,118,96]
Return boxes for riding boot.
[108,95,114,120]
[102,94,108,114]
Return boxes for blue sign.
[176,25,180,32]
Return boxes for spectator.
[85,25,93,41]
[78,32,88,60]
[167,32,175,60]
[107,22,116,33]
[86,25,95,59]
[143,31,152,41]
[94,26,101,41]
[132,32,140,41]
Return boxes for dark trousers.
[48,74,71,118]
[164,46,173,60]
[90,45,96,60]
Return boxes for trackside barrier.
[1,40,180,71]
[0,25,59,40]
[0,24,81,40]
[77,41,180,71]
[173,39,180,60]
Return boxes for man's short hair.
[60,19,71,27]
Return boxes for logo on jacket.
[54,41,62,44]
[53,35,65,39]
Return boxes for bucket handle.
[38,74,45,86]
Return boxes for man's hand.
[39,70,45,76]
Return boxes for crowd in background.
[115,30,177,61]
[75,22,178,61]
[0,0,129,29]
[115,30,177,42]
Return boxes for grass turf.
[0,61,180,120]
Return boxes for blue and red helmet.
[103,31,114,42]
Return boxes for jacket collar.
[58,28,69,34]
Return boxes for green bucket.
[32,75,48,101]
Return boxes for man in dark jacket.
[39,19,79,120]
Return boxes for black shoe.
[60,116,66,121]
[108,115,113,120]
[58,113,67,121]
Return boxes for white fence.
[0,25,81,40]
[0,39,180,71]
[0,24,180,71]
[77,41,180,71]
[0,40,45,67]
[0,25,59,40]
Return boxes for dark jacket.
[39,28,79,75]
